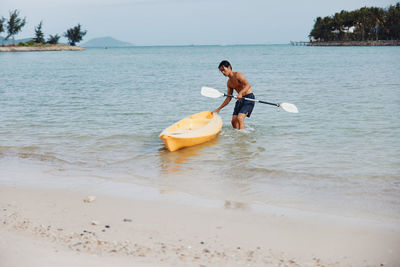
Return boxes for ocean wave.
[0,146,73,165]
[0,145,41,152]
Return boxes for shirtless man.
[213,60,255,130]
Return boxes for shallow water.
[1,45,399,222]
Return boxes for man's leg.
[237,113,248,130]
[231,115,239,129]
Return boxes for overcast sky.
[1,0,398,45]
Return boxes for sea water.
[1,45,399,223]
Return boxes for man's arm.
[235,72,251,99]
[213,86,233,113]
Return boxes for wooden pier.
[290,41,309,46]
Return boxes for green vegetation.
[47,34,60,44]
[4,10,26,45]
[309,2,400,42]
[33,21,45,44]
[64,24,87,46]
[0,17,5,46]
[0,9,87,46]
[0,17,5,35]
[16,41,63,47]
[17,40,38,46]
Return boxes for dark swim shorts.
[233,93,255,118]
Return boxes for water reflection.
[157,136,220,175]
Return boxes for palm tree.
[47,34,60,44]
[5,10,26,45]
[309,17,323,41]
[64,24,87,46]
[309,2,400,42]
[385,3,400,40]
[34,21,45,43]
[0,17,5,45]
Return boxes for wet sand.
[0,185,399,267]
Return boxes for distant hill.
[82,37,133,47]
[0,36,33,45]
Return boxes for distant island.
[0,36,133,52]
[0,37,85,52]
[81,37,133,47]
[1,10,87,52]
[308,2,400,46]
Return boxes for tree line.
[309,2,400,42]
[0,10,87,46]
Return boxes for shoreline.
[0,44,85,52]
[1,184,399,267]
[1,157,398,227]
[308,40,400,46]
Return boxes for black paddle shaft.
[224,93,279,107]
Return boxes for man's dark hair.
[218,60,231,70]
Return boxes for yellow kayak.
[159,111,222,152]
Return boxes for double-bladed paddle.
[201,86,299,113]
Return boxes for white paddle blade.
[280,103,299,113]
[201,86,224,98]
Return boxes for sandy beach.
[0,45,84,52]
[1,44,399,267]
[0,184,399,267]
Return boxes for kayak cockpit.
[159,111,222,151]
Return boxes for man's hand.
[212,109,220,114]
[236,93,243,100]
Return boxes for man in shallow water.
[213,60,255,130]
